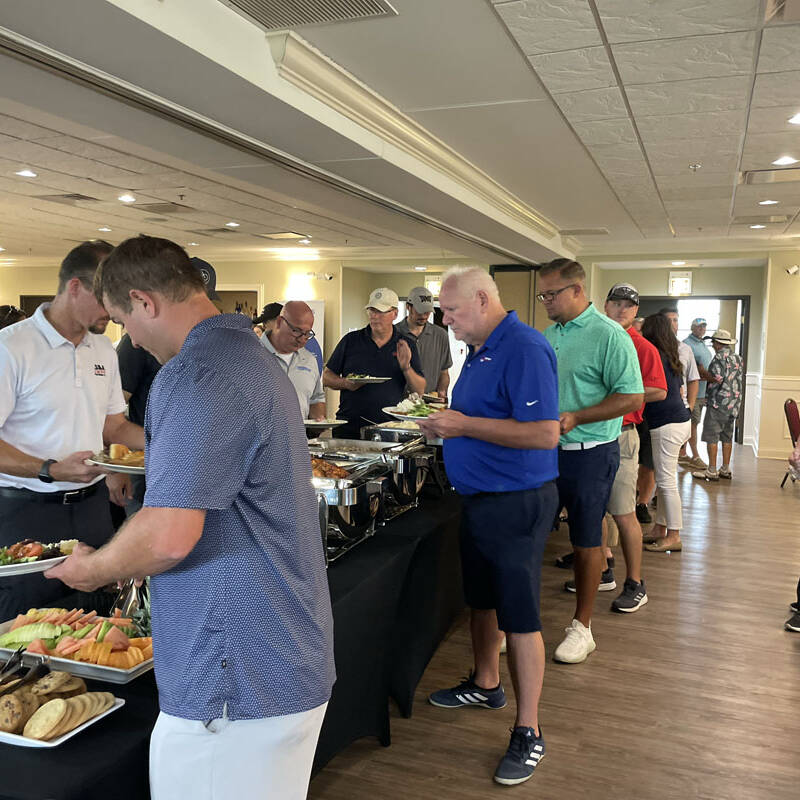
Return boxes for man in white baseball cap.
[324,287,425,437]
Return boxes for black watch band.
[38,459,57,484]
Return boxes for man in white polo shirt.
[261,300,326,420]
[0,241,145,618]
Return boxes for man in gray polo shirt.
[396,287,452,397]
[261,301,326,420]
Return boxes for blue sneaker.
[494,726,546,785]
[428,675,506,709]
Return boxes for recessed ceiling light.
[758,199,779,205]
[15,169,37,178]
[750,224,766,229]
[298,238,311,244]
[225,221,240,228]
[688,163,702,171]
[98,226,112,232]
[413,266,427,271]
[187,242,199,246]
[671,261,686,266]
[118,194,136,203]
[788,113,800,125]
[0,246,5,252]
[772,156,799,166]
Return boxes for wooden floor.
[310,446,800,799]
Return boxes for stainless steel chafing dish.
[310,438,434,521]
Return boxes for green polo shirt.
[544,303,643,445]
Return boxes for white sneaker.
[499,635,507,654]
[553,619,596,664]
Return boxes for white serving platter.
[0,698,124,748]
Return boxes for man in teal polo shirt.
[539,259,643,664]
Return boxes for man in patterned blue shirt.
[48,236,334,800]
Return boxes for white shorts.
[150,702,328,800]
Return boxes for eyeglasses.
[536,284,578,303]
[280,315,315,340]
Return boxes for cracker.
[23,698,66,740]
[0,695,23,733]
[31,671,71,696]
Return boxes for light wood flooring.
[310,446,800,799]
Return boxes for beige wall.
[718,299,738,339]
[495,270,534,326]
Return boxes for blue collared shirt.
[144,314,335,721]
[683,333,712,399]
[443,311,559,495]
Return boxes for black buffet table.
[0,493,463,800]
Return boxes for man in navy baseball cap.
[190,257,221,302]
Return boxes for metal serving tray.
[0,621,153,684]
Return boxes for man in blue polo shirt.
[324,287,425,438]
[539,259,643,665]
[48,236,334,800]
[418,267,560,788]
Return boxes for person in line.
[692,329,743,481]
[252,322,265,338]
[641,314,692,553]
[636,308,699,521]
[679,317,714,470]
[395,287,452,398]
[0,241,144,619]
[261,301,326,421]
[0,305,26,330]
[323,288,425,438]
[48,235,334,800]
[256,301,324,372]
[562,283,666,612]
[418,267,559,787]
[785,443,800,632]
[539,259,643,663]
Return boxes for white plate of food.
[0,539,74,577]
[382,405,443,423]
[0,556,67,578]
[303,419,348,429]
[87,444,144,475]
[345,374,392,384]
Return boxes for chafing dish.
[310,438,434,520]
[310,455,389,565]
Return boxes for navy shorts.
[556,441,620,548]
[636,420,653,470]
[459,482,558,634]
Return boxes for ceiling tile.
[655,170,736,189]
[589,142,650,180]
[596,0,761,44]
[529,46,616,94]
[659,183,733,202]
[741,131,800,170]
[637,109,746,142]
[645,136,742,175]
[0,113,61,142]
[613,31,755,84]
[650,152,741,176]
[735,182,800,204]
[752,70,800,107]
[626,75,751,117]
[671,224,732,237]
[747,104,800,134]
[757,24,800,74]
[553,86,627,123]
[492,0,602,55]
[572,118,638,146]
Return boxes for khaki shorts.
[690,396,706,426]
[607,427,640,517]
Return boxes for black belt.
[621,423,635,431]
[0,483,101,505]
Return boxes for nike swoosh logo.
[526,400,539,406]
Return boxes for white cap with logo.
[365,287,399,312]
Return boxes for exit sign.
[668,271,692,296]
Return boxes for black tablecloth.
[0,497,463,799]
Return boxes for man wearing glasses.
[324,288,425,438]
[261,301,326,421]
[539,259,643,664]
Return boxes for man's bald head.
[271,300,315,354]
[282,300,314,326]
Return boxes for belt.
[0,483,101,505]
[621,423,635,431]
[559,439,616,451]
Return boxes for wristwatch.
[38,459,57,484]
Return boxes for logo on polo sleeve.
[94,363,106,376]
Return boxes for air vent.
[559,228,609,236]
[190,228,240,235]
[131,203,194,215]
[254,231,307,240]
[36,193,101,205]
[142,216,170,223]
[732,214,791,224]
[219,0,397,31]
[740,168,800,184]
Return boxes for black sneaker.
[494,726,546,786]
[790,601,799,614]
[785,613,800,633]
[636,503,652,524]
[554,551,574,569]
[564,567,616,593]
[611,578,649,613]
[429,675,507,709]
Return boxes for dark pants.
[0,483,115,620]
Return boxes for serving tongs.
[0,658,49,699]
[111,578,142,618]
[0,646,25,686]
[386,436,426,457]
